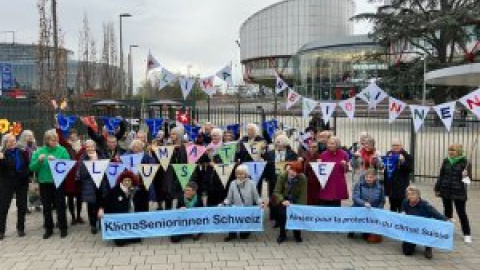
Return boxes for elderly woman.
[435,143,472,243]
[352,135,383,172]
[273,162,307,243]
[263,134,298,225]
[384,139,413,213]
[76,140,108,234]
[0,134,30,240]
[29,129,70,239]
[302,141,322,205]
[238,123,264,163]
[402,186,449,259]
[202,128,228,206]
[315,130,331,154]
[17,130,40,212]
[163,127,188,210]
[318,137,349,206]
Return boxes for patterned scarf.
[360,148,376,169]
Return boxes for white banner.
[459,87,480,119]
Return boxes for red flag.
[81,116,98,133]
[176,110,190,125]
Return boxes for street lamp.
[128,44,139,98]
[119,13,132,100]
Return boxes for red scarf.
[360,148,376,169]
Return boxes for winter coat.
[303,151,322,205]
[318,150,350,201]
[383,150,413,199]
[77,151,109,203]
[224,179,262,206]
[402,199,447,221]
[102,185,149,214]
[352,174,385,208]
[56,128,85,196]
[273,173,307,205]
[262,147,298,188]
[435,157,471,200]
[29,145,70,184]
[0,148,30,187]
[177,195,204,209]
[164,145,188,200]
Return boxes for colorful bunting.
[48,159,77,188]
[216,65,233,86]
[106,162,127,188]
[137,164,160,188]
[145,118,164,137]
[185,124,201,142]
[84,160,110,188]
[338,97,356,120]
[302,97,318,119]
[244,162,266,185]
[179,77,196,100]
[410,105,430,133]
[275,74,289,94]
[153,146,175,170]
[286,88,301,110]
[319,103,337,125]
[218,143,237,164]
[172,164,197,189]
[199,76,216,96]
[186,144,207,163]
[459,88,480,119]
[213,163,235,188]
[262,119,278,140]
[101,117,122,135]
[388,97,407,123]
[57,114,77,137]
[434,102,456,132]
[158,68,177,90]
[310,162,335,188]
[120,153,144,174]
[244,141,264,161]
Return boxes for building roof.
[297,35,377,54]
[425,63,480,87]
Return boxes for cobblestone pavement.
[1,180,479,270]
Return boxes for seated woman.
[98,170,148,247]
[170,182,204,243]
[348,168,385,241]
[402,185,450,259]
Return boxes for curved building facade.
[239,0,355,86]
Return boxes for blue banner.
[286,205,454,251]
[101,206,264,240]
[0,63,13,91]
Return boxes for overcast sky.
[1,0,379,89]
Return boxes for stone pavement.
[1,180,479,270]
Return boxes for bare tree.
[76,12,97,96]
[99,22,120,99]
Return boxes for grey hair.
[211,128,223,137]
[363,135,375,147]
[406,185,421,197]
[170,127,185,142]
[129,139,145,150]
[275,134,291,147]
[43,129,58,145]
[246,123,259,136]
[84,139,96,147]
[17,130,36,150]
[328,136,342,148]
[235,164,249,175]
[0,133,16,152]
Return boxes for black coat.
[102,185,149,214]
[164,145,188,199]
[0,148,30,187]
[261,147,298,186]
[383,150,413,199]
[192,152,226,207]
[435,158,470,200]
[77,151,109,203]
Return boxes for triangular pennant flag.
[185,124,201,141]
[382,155,399,181]
[338,98,356,120]
[153,146,175,170]
[409,105,430,133]
[216,64,233,86]
[388,97,407,123]
[302,97,318,119]
[275,74,289,94]
[262,119,278,140]
[101,117,122,135]
[137,164,160,189]
[179,77,196,100]
[48,160,77,188]
[186,144,207,163]
[145,118,164,137]
[56,114,77,137]
[434,101,456,132]
[218,143,237,164]
[275,161,292,176]
[158,68,177,90]
[319,103,337,125]
[244,162,266,185]
[310,162,335,188]
[213,164,235,188]
[357,85,372,105]
[368,82,388,109]
[84,160,110,188]
[172,164,197,189]
[286,88,302,110]
[120,153,144,174]
[244,141,264,161]
[146,51,162,73]
[459,87,480,119]
[199,76,216,96]
[106,162,127,188]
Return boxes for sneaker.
[18,231,26,237]
[424,247,433,259]
[465,235,472,243]
[224,234,237,242]
[43,231,53,239]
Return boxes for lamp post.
[119,13,132,100]
[128,44,139,98]
[422,54,427,105]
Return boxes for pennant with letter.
[213,163,235,188]
[137,164,160,188]
[179,77,196,100]
[172,164,197,189]
[410,105,430,132]
[145,118,164,137]
[244,141,264,161]
[106,162,127,188]
[200,76,216,96]
[218,143,237,164]
[286,88,302,110]
[310,162,335,188]
[101,117,122,135]
[158,68,177,90]
[320,103,336,125]
[459,87,480,119]
[302,97,318,119]
[120,153,144,174]
[146,51,162,73]
[262,119,278,140]
[338,98,356,120]
[368,82,388,109]
[275,74,289,94]
[186,144,207,163]
[185,124,200,141]
[389,97,407,123]
[153,146,175,170]
[244,162,266,185]
[434,102,456,132]
[216,65,233,86]
[48,160,77,188]
[84,160,110,188]
[56,114,77,137]
[382,155,399,181]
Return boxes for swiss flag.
[176,110,190,125]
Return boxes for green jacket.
[273,173,307,205]
[29,145,70,184]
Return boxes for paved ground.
[1,180,479,270]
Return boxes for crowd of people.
[0,117,473,259]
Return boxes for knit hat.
[288,161,303,174]
[116,170,140,187]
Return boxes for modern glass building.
[239,0,355,86]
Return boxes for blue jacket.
[402,199,447,221]
[352,175,385,208]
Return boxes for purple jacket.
[318,150,349,201]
